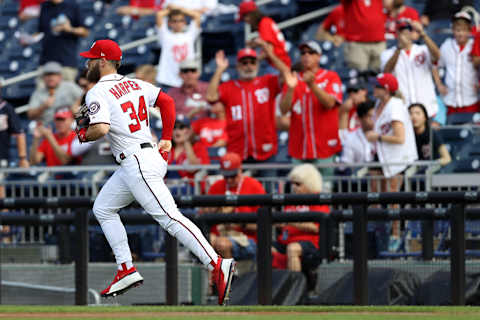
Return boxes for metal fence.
[1,192,479,305]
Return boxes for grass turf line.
[1,305,480,313]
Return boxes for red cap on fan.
[375,73,399,93]
[237,48,257,61]
[237,1,258,22]
[79,39,122,61]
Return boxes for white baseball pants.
[92,147,217,269]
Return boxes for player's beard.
[86,62,101,83]
[238,68,258,81]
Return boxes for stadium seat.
[447,112,480,125]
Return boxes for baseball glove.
[74,103,90,129]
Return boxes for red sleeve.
[472,33,480,57]
[66,131,77,156]
[322,7,337,30]
[258,18,276,44]
[155,91,175,140]
[193,142,210,164]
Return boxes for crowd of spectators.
[3,0,480,281]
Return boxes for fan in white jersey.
[76,39,235,305]
[436,12,479,115]
[380,19,440,118]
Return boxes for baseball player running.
[76,39,235,305]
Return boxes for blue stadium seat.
[447,112,480,125]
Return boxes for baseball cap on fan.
[237,48,257,61]
[236,1,258,22]
[452,11,472,24]
[298,41,322,54]
[375,73,399,93]
[54,106,73,119]
[220,152,242,177]
[79,39,122,60]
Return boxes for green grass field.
[1,306,480,320]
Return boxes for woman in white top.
[365,73,418,251]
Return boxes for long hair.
[408,102,430,131]
[288,163,323,193]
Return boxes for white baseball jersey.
[88,72,219,272]
[374,97,418,178]
[85,73,160,158]
[156,20,200,87]
[380,44,438,117]
[339,128,374,163]
[439,38,478,107]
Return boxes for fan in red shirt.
[166,115,210,181]
[236,1,291,69]
[272,164,329,277]
[191,101,227,148]
[29,107,79,167]
[206,48,281,162]
[341,0,386,71]
[280,41,343,177]
[316,4,346,47]
[385,0,420,40]
[205,152,266,261]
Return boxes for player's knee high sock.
[93,207,133,265]
[154,213,217,270]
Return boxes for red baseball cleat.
[101,265,144,298]
[213,257,236,305]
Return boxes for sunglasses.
[174,124,188,129]
[239,59,257,66]
[290,181,302,186]
[180,68,197,74]
[170,19,186,23]
[300,50,318,56]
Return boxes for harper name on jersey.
[108,80,142,99]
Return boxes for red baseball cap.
[236,1,258,22]
[237,48,257,61]
[54,107,73,119]
[220,153,242,177]
[79,39,122,61]
[375,73,399,93]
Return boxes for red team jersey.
[286,69,343,160]
[208,175,266,241]
[167,141,210,179]
[277,205,330,248]
[191,118,228,147]
[322,5,346,37]
[258,17,292,68]
[385,6,420,39]
[38,131,77,166]
[342,0,386,42]
[218,75,280,161]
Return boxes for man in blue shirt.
[38,0,89,81]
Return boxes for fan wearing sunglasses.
[280,40,343,178]
[272,164,329,287]
[206,47,282,164]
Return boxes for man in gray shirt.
[27,61,83,124]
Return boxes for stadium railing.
[1,190,479,306]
